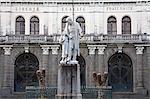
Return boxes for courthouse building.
[0,0,150,99]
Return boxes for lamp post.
[36,68,46,99]
[92,72,108,99]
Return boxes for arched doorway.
[108,53,133,92]
[77,55,86,86]
[14,53,39,92]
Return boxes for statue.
[60,17,83,64]
[36,68,46,99]
[92,72,108,99]
[36,68,45,87]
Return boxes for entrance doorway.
[108,53,133,92]
[14,53,39,92]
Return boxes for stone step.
[112,92,149,99]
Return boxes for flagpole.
[72,0,75,22]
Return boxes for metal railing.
[26,86,112,99]
[0,34,149,44]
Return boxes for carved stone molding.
[40,45,60,55]
[50,45,60,55]
[87,45,107,55]
[136,46,144,55]
[3,45,13,55]
[24,45,29,53]
[0,45,13,55]
[40,45,50,55]
[87,45,96,55]
[97,45,107,55]
[117,44,124,53]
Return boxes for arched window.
[61,16,68,32]
[122,16,131,34]
[108,53,133,92]
[107,16,117,34]
[15,16,25,35]
[76,16,85,34]
[30,16,39,35]
[14,53,39,92]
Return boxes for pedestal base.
[57,63,82,99]
[1,87,12,97]
[135,87,147,95]
[56,94,82,99]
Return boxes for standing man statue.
[60,17,83,64]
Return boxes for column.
[40,45,50,86]
[135,46,146,93]
[97,45,107,74]
[87,45,96,87]
[2,45,12,93]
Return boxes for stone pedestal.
[56,63,82,99]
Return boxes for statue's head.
[66,17,73,25]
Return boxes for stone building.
[0,0,150,99]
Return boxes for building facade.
[0,0,150,99]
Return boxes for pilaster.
[2,45,13,95]
[97,45,107,74]
[135,46,146,94]
[40,45,50,86]
[40,45,59,86]
[87,45,96,86]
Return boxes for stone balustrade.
[0,34,149,44]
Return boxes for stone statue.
[60,17,83,64]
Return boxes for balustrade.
[0,34,148,44]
